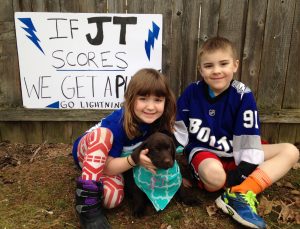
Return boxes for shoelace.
[242,191,259,214]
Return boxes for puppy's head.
[143,132,176,169]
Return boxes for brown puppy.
[124,132,198,217]
[138,132,176,169]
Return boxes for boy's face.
[198,48,239,96]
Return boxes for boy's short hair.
[197,37,238,66]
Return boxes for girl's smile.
[134,95,165,124]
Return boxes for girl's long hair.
[123,68,176,139]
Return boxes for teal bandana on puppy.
[133,161,182,211]
[121,147,182,211]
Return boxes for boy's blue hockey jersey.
[175,80,264,166]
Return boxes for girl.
[72,68,176,229]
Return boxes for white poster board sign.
[14,12,162,109]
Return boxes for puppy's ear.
[136,141,147,152]
[169,136,176,161]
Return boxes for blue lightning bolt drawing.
[46,101,60,109]
[18,18,45,55]
[145,22,160,61]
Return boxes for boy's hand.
[226,170,244,186]
[226,161,258,187]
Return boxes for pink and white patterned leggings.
[76,127,124,209]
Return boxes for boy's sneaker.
[215,189,266,229]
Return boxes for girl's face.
[199,48,239,96]
[134,95,165,124]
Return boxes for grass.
[0,142,299,229]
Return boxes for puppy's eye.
[148,150,155,156]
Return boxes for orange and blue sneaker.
[215,189,266,229]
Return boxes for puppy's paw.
[177,185,202,206]
[180,195,202,206]
[132,206,146,218]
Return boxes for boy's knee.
[286,143,299,163]
[280,143,299,163]
[199,162,226,191]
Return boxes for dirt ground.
[0,141,299,229]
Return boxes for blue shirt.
[73,108,154,159]
[175,80,264,166]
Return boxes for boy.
[174,37,299,229]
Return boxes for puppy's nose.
[164,158,174,168]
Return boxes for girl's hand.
[139,149,157,174]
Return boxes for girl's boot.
[75,177,111,229]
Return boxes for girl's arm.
[103,149,156,175]
[103,156,135,176]
[103,155,135,176]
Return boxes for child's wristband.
[127,155,136,167]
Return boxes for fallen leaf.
[160,223,168,229]
[291,190,300,195]
[295,212,300,224]
[206,204,218,216]
[277,201,295,224]
[295,197,300,208]
[283,182,295,189]
[273,200,281,207]
[184,218,191,225]
[258,196,273,215]
[292,162,300,170]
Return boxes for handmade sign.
[15,12,162,109]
